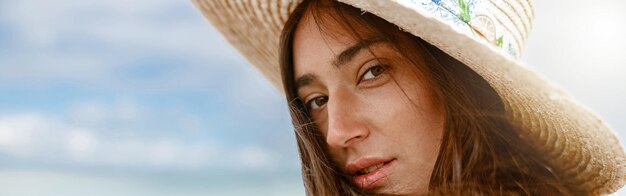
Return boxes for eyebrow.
[332,37,384,67]
[295,37,384,90]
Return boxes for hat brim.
[193,0,625,193]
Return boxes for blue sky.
[0,0,624,195]
[0,0,301,195]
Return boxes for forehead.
[291,11,371,77]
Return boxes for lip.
[345,157,396,190]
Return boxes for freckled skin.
[292,12,445,195]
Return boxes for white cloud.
[70,99,143,127]
[0,114,47,155]
[0,120,31,147]
[0,111,285,172]
[66,129,98,160]
[0,112,177,168]
[233,146,278,171]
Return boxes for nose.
[325,88,369,149]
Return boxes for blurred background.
[0,0,623,195]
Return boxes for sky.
[0,0,624,195]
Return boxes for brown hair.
[279,0,573,195]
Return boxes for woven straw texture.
[193,0,626,194]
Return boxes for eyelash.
[359,64,389,83]
[304,64,389,111]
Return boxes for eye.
[361,64,387,81]
[306,96,328,110]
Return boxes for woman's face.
[292,13,445,195]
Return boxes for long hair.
[279,0,574,195]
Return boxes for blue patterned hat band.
[401,0,534,58]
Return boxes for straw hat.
[193,0,625,194]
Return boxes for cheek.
[367,73,443,134]
[362,78,444,151]
[375,85,443,194]
[389,73,443,149]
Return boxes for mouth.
[346,158,396,190]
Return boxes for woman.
[195,0,625,195]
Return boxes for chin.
[368,179,428,196]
